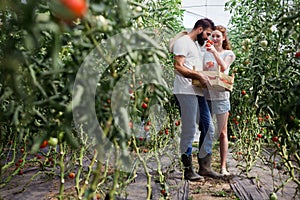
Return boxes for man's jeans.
[174,94,214,158]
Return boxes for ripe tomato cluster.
[206,39,214,47]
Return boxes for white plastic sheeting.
[182,0,232,28]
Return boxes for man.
[171,18,221,181]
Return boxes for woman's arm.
[206,47,235,72]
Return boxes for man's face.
[197,27,213,46]
[202,28,213,40]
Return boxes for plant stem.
[132,136,152,199]
[58,142,65,200]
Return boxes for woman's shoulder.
[224,50,235,56]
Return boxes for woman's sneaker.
[221,168,230,176]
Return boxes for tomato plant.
[226,0,300,196]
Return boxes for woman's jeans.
[174,94,214,159]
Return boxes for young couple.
[171,18,235,181]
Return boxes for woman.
[203,25,235,176]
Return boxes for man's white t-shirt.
[172,35,204,96]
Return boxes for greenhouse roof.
[182,0,232,28]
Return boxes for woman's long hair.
[215,25,231,50]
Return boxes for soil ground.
[188,145,238,200]
[0,144,239,200]
[0,142,298,200]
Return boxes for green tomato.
[135,6,143,12]
[244,94,250,99]
[260,40,268,47]
[48,137,58,146]
[243,38,251,44]
[269,192,277,200]
[58,132,64,142]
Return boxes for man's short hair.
[193,18,215,31]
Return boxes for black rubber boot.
[181,154,204,181]
[198,154,222,178]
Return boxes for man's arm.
[174,55,209,87]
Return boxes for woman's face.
[211,30,224,47]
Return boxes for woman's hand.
[206,45,217,54]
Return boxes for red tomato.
[175,120,180,126]
[51,0,87,21]
[241,90,246,95]
[207,39,214,45]
[161,189,166,196]
[207,61,214,67]
[272,136,279,142]
[257,133,263,138]
[40,140,48,148]
[295,51,300,58]
[141,102,148,109]
[143,148,149,153]
[60,0,87,18]
[206,43,212,47]
[144,125,150,132]
[231,135,237,140]
[165,129,169,135]
[69,172,76,179]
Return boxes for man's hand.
[174,55,211,88]
[198,73,211,88]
